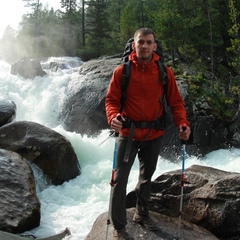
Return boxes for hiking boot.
[133,213,158,231]
[113,228,134,240]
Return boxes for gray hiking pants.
[111,134,163,230]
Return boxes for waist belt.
[122,115,166,163]
[122,115,166,130]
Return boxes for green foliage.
[188,73,237,120]
[152,0,185,50]
[0,0,235,64]
[77,47,96,61]
[227,0,240,74]
[119,1,140,42]
[84,0,111,58]
[61,0,77,12]
[106,0,127,43]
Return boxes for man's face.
[132,33,157,63]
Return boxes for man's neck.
[137,56,152,63]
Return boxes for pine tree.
[227,0,240,74]
[152,0,185,67]
[85,0,110,57]
[61,0,77,12]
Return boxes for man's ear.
[153,42,157,51]
[132,41,135,50]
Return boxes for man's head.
[132,28,157,63]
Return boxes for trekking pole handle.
[114,114,122,137]
[116,113,122,121]
[181,124,187,145]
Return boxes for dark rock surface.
[11,58,47,79]
[85,208,218,240]
[0,121,81,185]
[126,164,240,240]
[0,149,40,233]
[60,56,121,136]
[0,228,71,240]
[0,99,16,127]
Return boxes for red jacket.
[105,51,188,141]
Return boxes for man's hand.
[111,114,125,132]
[179,124,191,141]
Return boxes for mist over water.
[0,58,239,239]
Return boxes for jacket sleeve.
[166,67,189,127]
[105,65,123,126]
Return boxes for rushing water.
[0,58,239,240]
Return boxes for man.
[105,28,191,239]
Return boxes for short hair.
[134,28,156,41]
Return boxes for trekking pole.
[106,115,121,240]
[97,130,115,147]
[177,124,187,240]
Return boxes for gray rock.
[0,121,81,185]
[126,165,240,240]
[0,149,40,233]
[60,56,121,135]
[11,58,47,79]
[85,208,218,240]
[0,228,71,240]
[0,99,16,127]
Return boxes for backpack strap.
[156,60,168,105]
[119,61,132,113]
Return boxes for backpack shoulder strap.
[156,60,168,105]
[157,61,168,106]
[120,61,132,113]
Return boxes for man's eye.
[147,41,153,45]
[138,40,153,45]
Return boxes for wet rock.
[85,208,218,240]
[0,149,40,233]
[0,121,81,185]
[0,99,16,127]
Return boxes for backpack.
[120,37,168,114]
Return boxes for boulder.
[85,208,218,240]
[0,99,16,127]
[0,149,40,233]
[60,56,121,135]
[11,58,47,79]
[0,121,81,185]
[126,164,240,240]
[49,61,71,72]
